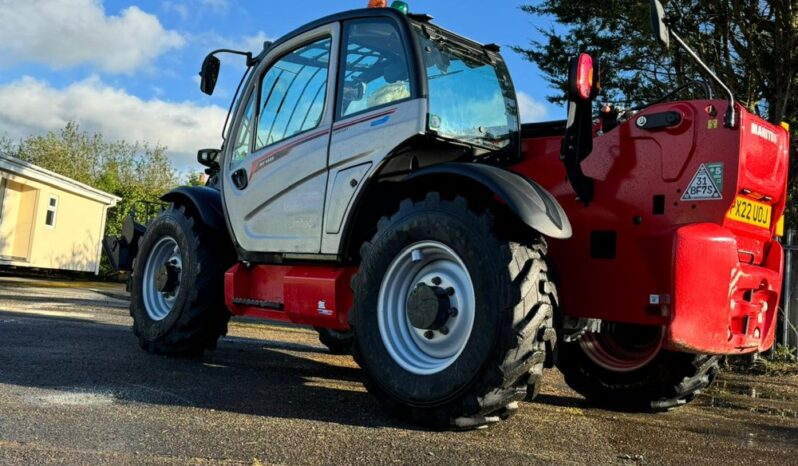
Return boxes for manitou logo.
[751,122,778,144]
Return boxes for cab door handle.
[232,168,248,190]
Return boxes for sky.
[0,0,563,171]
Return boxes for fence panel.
[780,229,798,352]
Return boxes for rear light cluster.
[575,53,594,100]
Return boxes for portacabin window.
[45,194,58,228]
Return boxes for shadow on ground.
[0,310,401,429]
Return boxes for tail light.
[574,53,595,100]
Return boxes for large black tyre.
[315,328,354,355]
[557,338,720,411]
[130,205,232,357]
[351,193,556,429]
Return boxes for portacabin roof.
[0,153,121,207]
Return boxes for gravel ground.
[0,277,796,465]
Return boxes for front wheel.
[351,193,556,429]
[557,322,720,411]
[130,205,232,356]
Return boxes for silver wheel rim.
[378,241,476,375]
[142,236,182,321]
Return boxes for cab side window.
[337,19,412,118]
[256,38,332,150]
[230,92,256,167]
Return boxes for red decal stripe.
[249,128,330,177]
[333,108,396,132]
[247,108,397,179]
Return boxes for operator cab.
[199,5,525,259]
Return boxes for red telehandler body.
[517,100,788,408]
[103,0,789,427]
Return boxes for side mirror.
[568,53,600,102]
[342,80,366,102]
[197,148,221,168]
[199,54,221,96]
[650,0,670,48]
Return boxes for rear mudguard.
[405,163,572,239]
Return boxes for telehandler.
[104,0,788,428]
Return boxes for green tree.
[516,0,797,219]
[1,122,182,274]
[185,170,207,187]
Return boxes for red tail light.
[576,53,594,100]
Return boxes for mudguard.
[161,186,226,232]
[405,163,572,239]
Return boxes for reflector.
[576,53,594,100]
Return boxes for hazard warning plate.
[726,196,772,229]
[681,163,723,201]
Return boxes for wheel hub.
[378,241,476,375]
[406,283,451,330]
[142,236,182,321]
[155,259,181,297]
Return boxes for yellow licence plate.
[727,196,772,229]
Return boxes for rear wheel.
[351,193,556,429]
[557,322,720,411]
[130,205,232,356]
[315,328,354,355]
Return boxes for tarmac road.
[0,277,796,465]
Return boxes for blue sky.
[0,0,563,170]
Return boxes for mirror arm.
[669,29,736,128]
[208,48,255,67]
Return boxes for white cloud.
[0,76,227,169]
[517,91,548,122]
[190,30,273,54]
[162,1,190,20]
[0,0,184,74]
[163,0,229,20]
[242,31,274,53]
[199,0,230,11]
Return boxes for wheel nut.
[446,287,455,296]
[449,307,458,317]
[432,276,442,285]
[424,330,435,340]
[440,326,449,335]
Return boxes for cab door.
[321,17,426,254]
[222,24,339,254]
